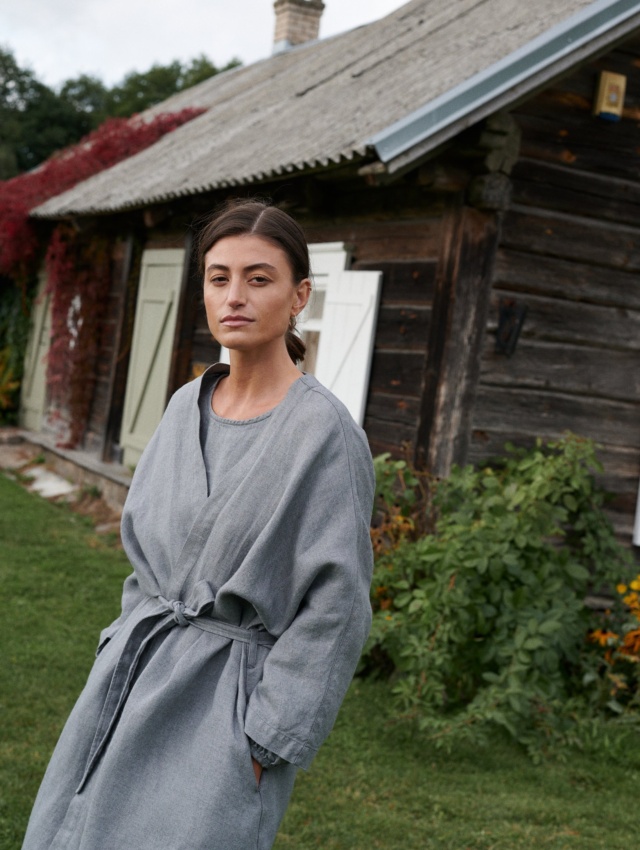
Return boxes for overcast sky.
[1,0,408,88]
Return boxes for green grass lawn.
[1,473,639,850]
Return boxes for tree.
[181,54,240,89]
[0,46,88,177]
[0,47,241,176]
[104,54,240,118]
[59,74,110,128]
[0,47,38,177]
[105,60,185,117]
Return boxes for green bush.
[366,434,636,757]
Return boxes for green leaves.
[367,434,635,757]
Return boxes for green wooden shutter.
[120,249,185,467]
[19,271,51,432]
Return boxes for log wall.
[468,41,640,540]
[83,237,136,458]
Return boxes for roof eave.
[371,0,640,174]
[29,150,369,219]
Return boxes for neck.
[213,342,302,420]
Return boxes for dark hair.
[197,199,310,364]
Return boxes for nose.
[226,277,247,308]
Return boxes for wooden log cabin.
[24,0,640,548]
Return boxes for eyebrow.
[205,262,278,274]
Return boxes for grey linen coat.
[22,367,375,850]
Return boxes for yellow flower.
[589,628,618,647]
[630,578,640,591]
[616,584,628,595]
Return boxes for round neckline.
[208,403,274,426]
[204,369,309,426]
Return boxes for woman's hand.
[251,757,263,787]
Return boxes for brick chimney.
[273,0,325,54]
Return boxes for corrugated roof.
[34,0,628,217]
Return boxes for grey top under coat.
[22,365,375,850]
[198,374,283,768]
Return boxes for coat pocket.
[95,624,119,657]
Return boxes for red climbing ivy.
[44,224,112,447]
[0,108,205,284]
[0,107,205,444]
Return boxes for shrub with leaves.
[366,435,635,756]
[370,453,434,558]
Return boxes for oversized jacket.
[21,367,375,850]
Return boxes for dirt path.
[0,427,122,539]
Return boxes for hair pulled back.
[197,199,310,364]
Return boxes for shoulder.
[295,375,367,446]
[290,375,375,501]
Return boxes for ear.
[292,278,312,316]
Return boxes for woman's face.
[203,234,310,357]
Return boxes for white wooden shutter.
[309,241,353,277]
[312,267,381,426]
[19,270,51,432]
[120,249,185,467]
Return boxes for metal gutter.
[370,0,640,165]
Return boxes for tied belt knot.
[161,597,193,627]
[79,581,275,793]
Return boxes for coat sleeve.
[243,411,375,770]
[96,571,146,655]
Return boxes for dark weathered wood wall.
[83,237,136,457]
[468,40,640,538]
[307,216,442,456]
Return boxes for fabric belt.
[77,582,274,793]
[158,595,276,662]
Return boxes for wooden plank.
[417,204,499,475]
[303,182,447,220]
[487,291,640,352]
[512,158,640,229]
[364,392,421,428]
[479,337,640,402]
[365,420,418,458]
[374,305,430,351]
[145,235,187,250]
[354,260,437,306]
[493,249,640,311]
[304,219,443,263]
[471,386,639,449]
[368,350,427,397]
[102,237,144,463]
[168,232,197,397]
[501,208,640,272]
[516,113,640,181]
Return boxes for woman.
[22,200,375,850]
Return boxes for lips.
[220,315,254,327]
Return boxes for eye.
[249,274,269,285]
[208,274,227,286]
